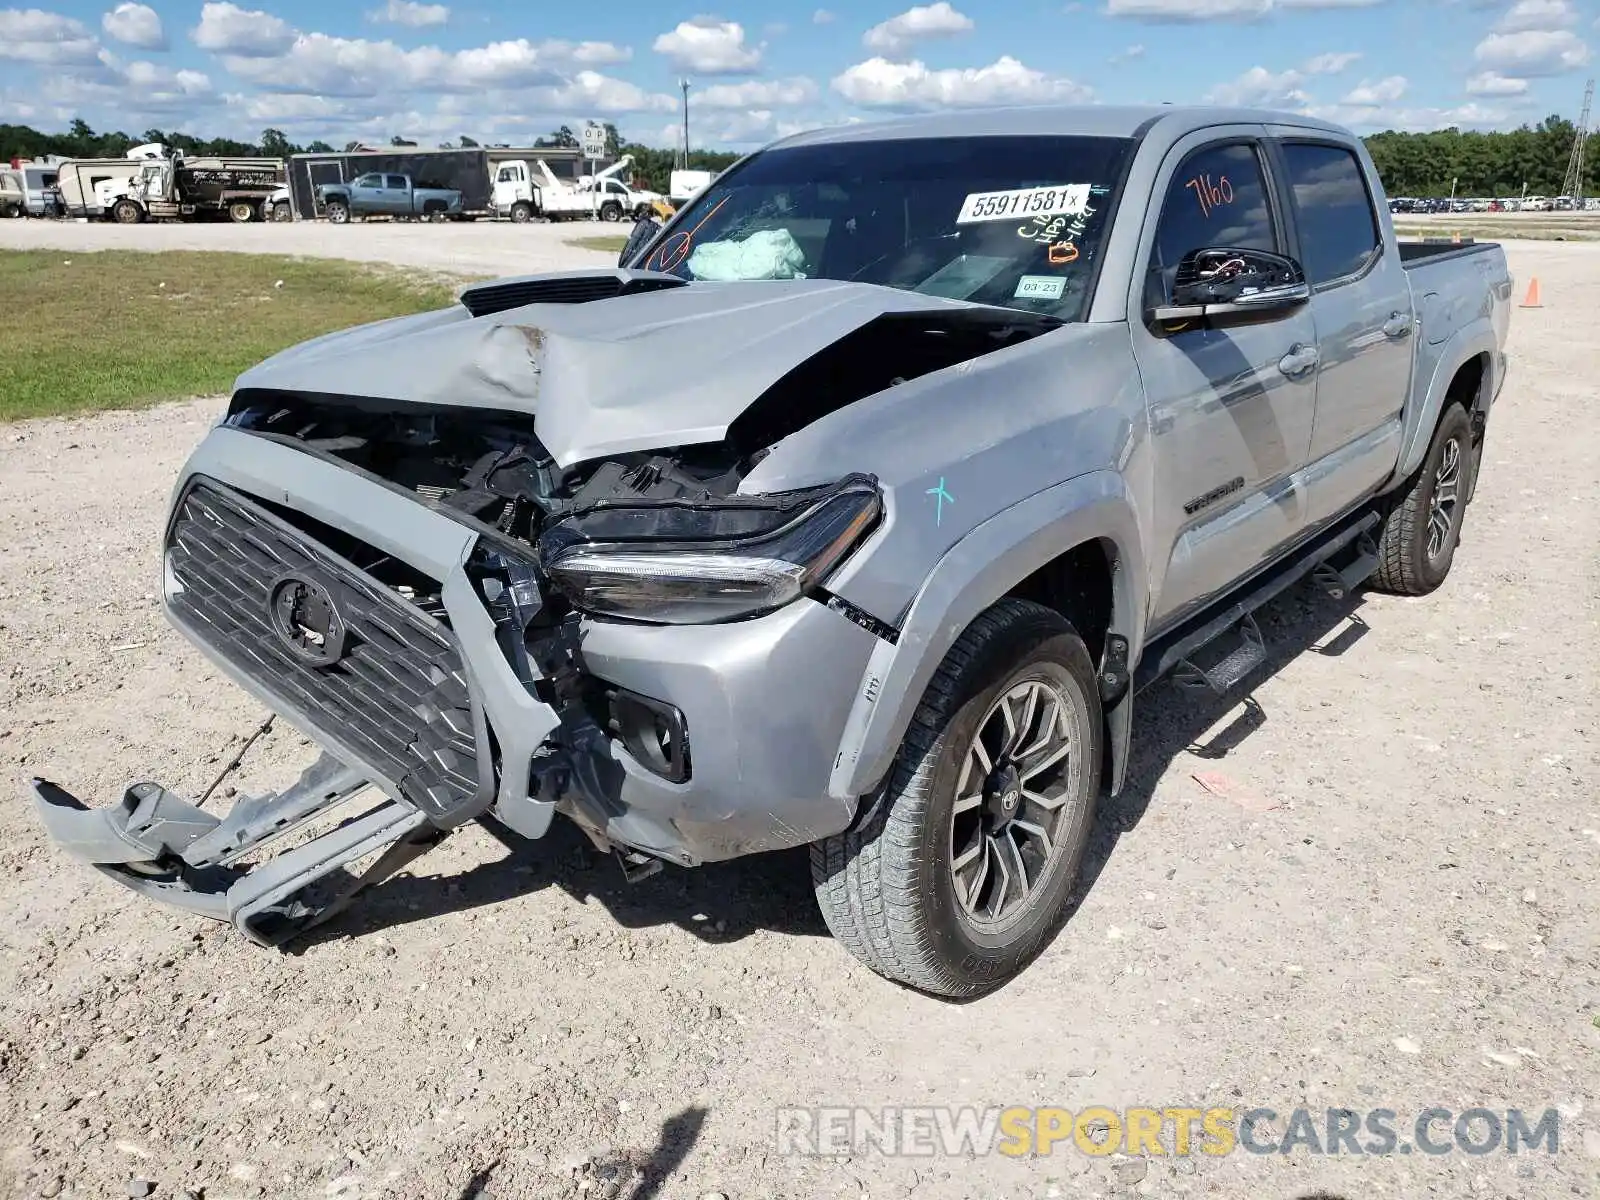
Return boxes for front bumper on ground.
[29,758,438,946]
[28,423,887,940]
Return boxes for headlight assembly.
[538,473,881,625]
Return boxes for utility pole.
[679,78,691,170]
[1561,77,1593,204]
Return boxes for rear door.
[1268,136,1412,526]
[1129,129,1319,630]
[386,175,411,214]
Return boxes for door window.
[354,174,379,188]
[386,175,408,189]
[1280,143,1381,284]
[1147,142,1277,309]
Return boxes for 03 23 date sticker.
[956,184,1091,224]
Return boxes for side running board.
[1137,511,1382,697]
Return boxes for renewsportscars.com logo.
[775,1106,1562,1159]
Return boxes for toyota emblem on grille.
[267,573,349,667]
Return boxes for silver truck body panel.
[29,102,1515,931]
[236,279,982,470]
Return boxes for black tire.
[271,201,292,223]
[599,200,623,223]
[811,598,1102,998]
[112,198,143,224]
[1371,403,1475,596]
[509,201,533,224]
[326,201,349,225]
[228,200,255,223]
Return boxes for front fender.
[827,469,1147,804]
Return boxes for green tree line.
[1365,115,1595,197]
[7,113,1590,199]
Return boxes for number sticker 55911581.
[957,184,1091,225]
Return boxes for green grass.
[0,250,461,422]
[566,234,630,254]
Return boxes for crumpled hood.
[235,275,981,468]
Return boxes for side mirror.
[1152,247,1310,326]
[618,215,661,267]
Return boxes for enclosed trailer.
[285,146,596,219]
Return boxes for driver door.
[1129,131,1319,630]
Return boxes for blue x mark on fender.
[926,476,954,527]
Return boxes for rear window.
[1282,143,1381,284]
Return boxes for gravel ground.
[0,214,617,277]
[1,239,1597,1200]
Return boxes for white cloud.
[697,76,818,108]
[1106,0,1270,18]
[1473,28,1590,74]
[192,2,295,56]
[365,0,449,27]
[0,9,102,65]
[1464,69,1530,94]
[541,70,676,114]
[1204,66,1310,105]
[831,55,1091,110]
[813,8,835,22]
[1303,50,1361,73]
[102,3,167,50]
[1306,99,1513,131]
[1495,0,1578,31]
[218,33,647,99]
[1341,74,1407,104]
[41,54,213,114]
[1105,0,1381,17]
[652,18,761,74]
[1109,42,1146,62]
[862,3,974,55]
[569,41,633,65]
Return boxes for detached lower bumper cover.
[28,759,437,947]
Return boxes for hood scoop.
[459,269,688,318]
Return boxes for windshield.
[629,134,1134,321]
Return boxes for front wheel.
[811,598,1102,998]
[271,200,292,223]
[228,200,255,223]
[325,201,349,225]
[509,201,533,224]
[112,199,143,224]
[1370,403,1474,596]
[598,201,623,223]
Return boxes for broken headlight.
[539,474,881,625]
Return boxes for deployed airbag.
[689,229,809,281]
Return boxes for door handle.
[1278,343,1319,379]
[1382,311,1413,338]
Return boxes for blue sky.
[1,0,1593,149]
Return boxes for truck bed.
[1397,239,1502,269]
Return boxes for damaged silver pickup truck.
[32,105,1511,997]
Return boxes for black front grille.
[167,480,483,823]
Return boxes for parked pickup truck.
[31,106,1511,998]
[316,172,463,223]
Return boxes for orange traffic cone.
[1519,277,1542,308]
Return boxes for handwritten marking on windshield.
[926,477,955,526]
[649,194,731,273]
